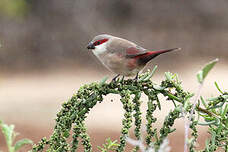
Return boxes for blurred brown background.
[0,0,228,151]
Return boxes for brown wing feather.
[107,37,147,58]
[125,46,147,58]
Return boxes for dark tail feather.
[137,48,181,65]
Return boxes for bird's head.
[87,34,112,51]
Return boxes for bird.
[87,34,180,80]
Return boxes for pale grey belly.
[98,54,142,76]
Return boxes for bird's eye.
[94,39,108,46]
[94,41,101,46]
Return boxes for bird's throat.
[92,43,107,57]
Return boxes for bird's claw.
[120,76,125,83]
[133,73,139,82]
[112,74,120,82]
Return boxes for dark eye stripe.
[94,39,108,46]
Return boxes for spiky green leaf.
[197,58,218,83]
[0,121,15,149]
[14,139,33,151]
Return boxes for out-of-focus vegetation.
[0,120,33,152]
[0,0,29,18]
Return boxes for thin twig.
[184,83,203,152]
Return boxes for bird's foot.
[112,74,120,82]
[120,76,125,83]
[133,73,139,82]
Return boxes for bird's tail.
[137,48,181,65]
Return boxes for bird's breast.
[104,53,124,68]
[93,48,143,76]
[92,43,107,57]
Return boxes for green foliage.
[197,58,218,83]
[97,138,119,152]
[0,0,29,18]
[31,59,228,152]
[197,90,228,151]
[0,120,33,152]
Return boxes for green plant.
[97,138,119,152]
[31,59,227,152]
[0,120,33,152]
[0,0,29,18]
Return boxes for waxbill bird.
[87,34,180,80]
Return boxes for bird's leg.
[112,74,120,82]
[134,72,139,81]
[121,76,125,82]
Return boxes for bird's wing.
[107,37,147,58]
[125,46,148,58]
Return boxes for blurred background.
[0,0,228,151]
